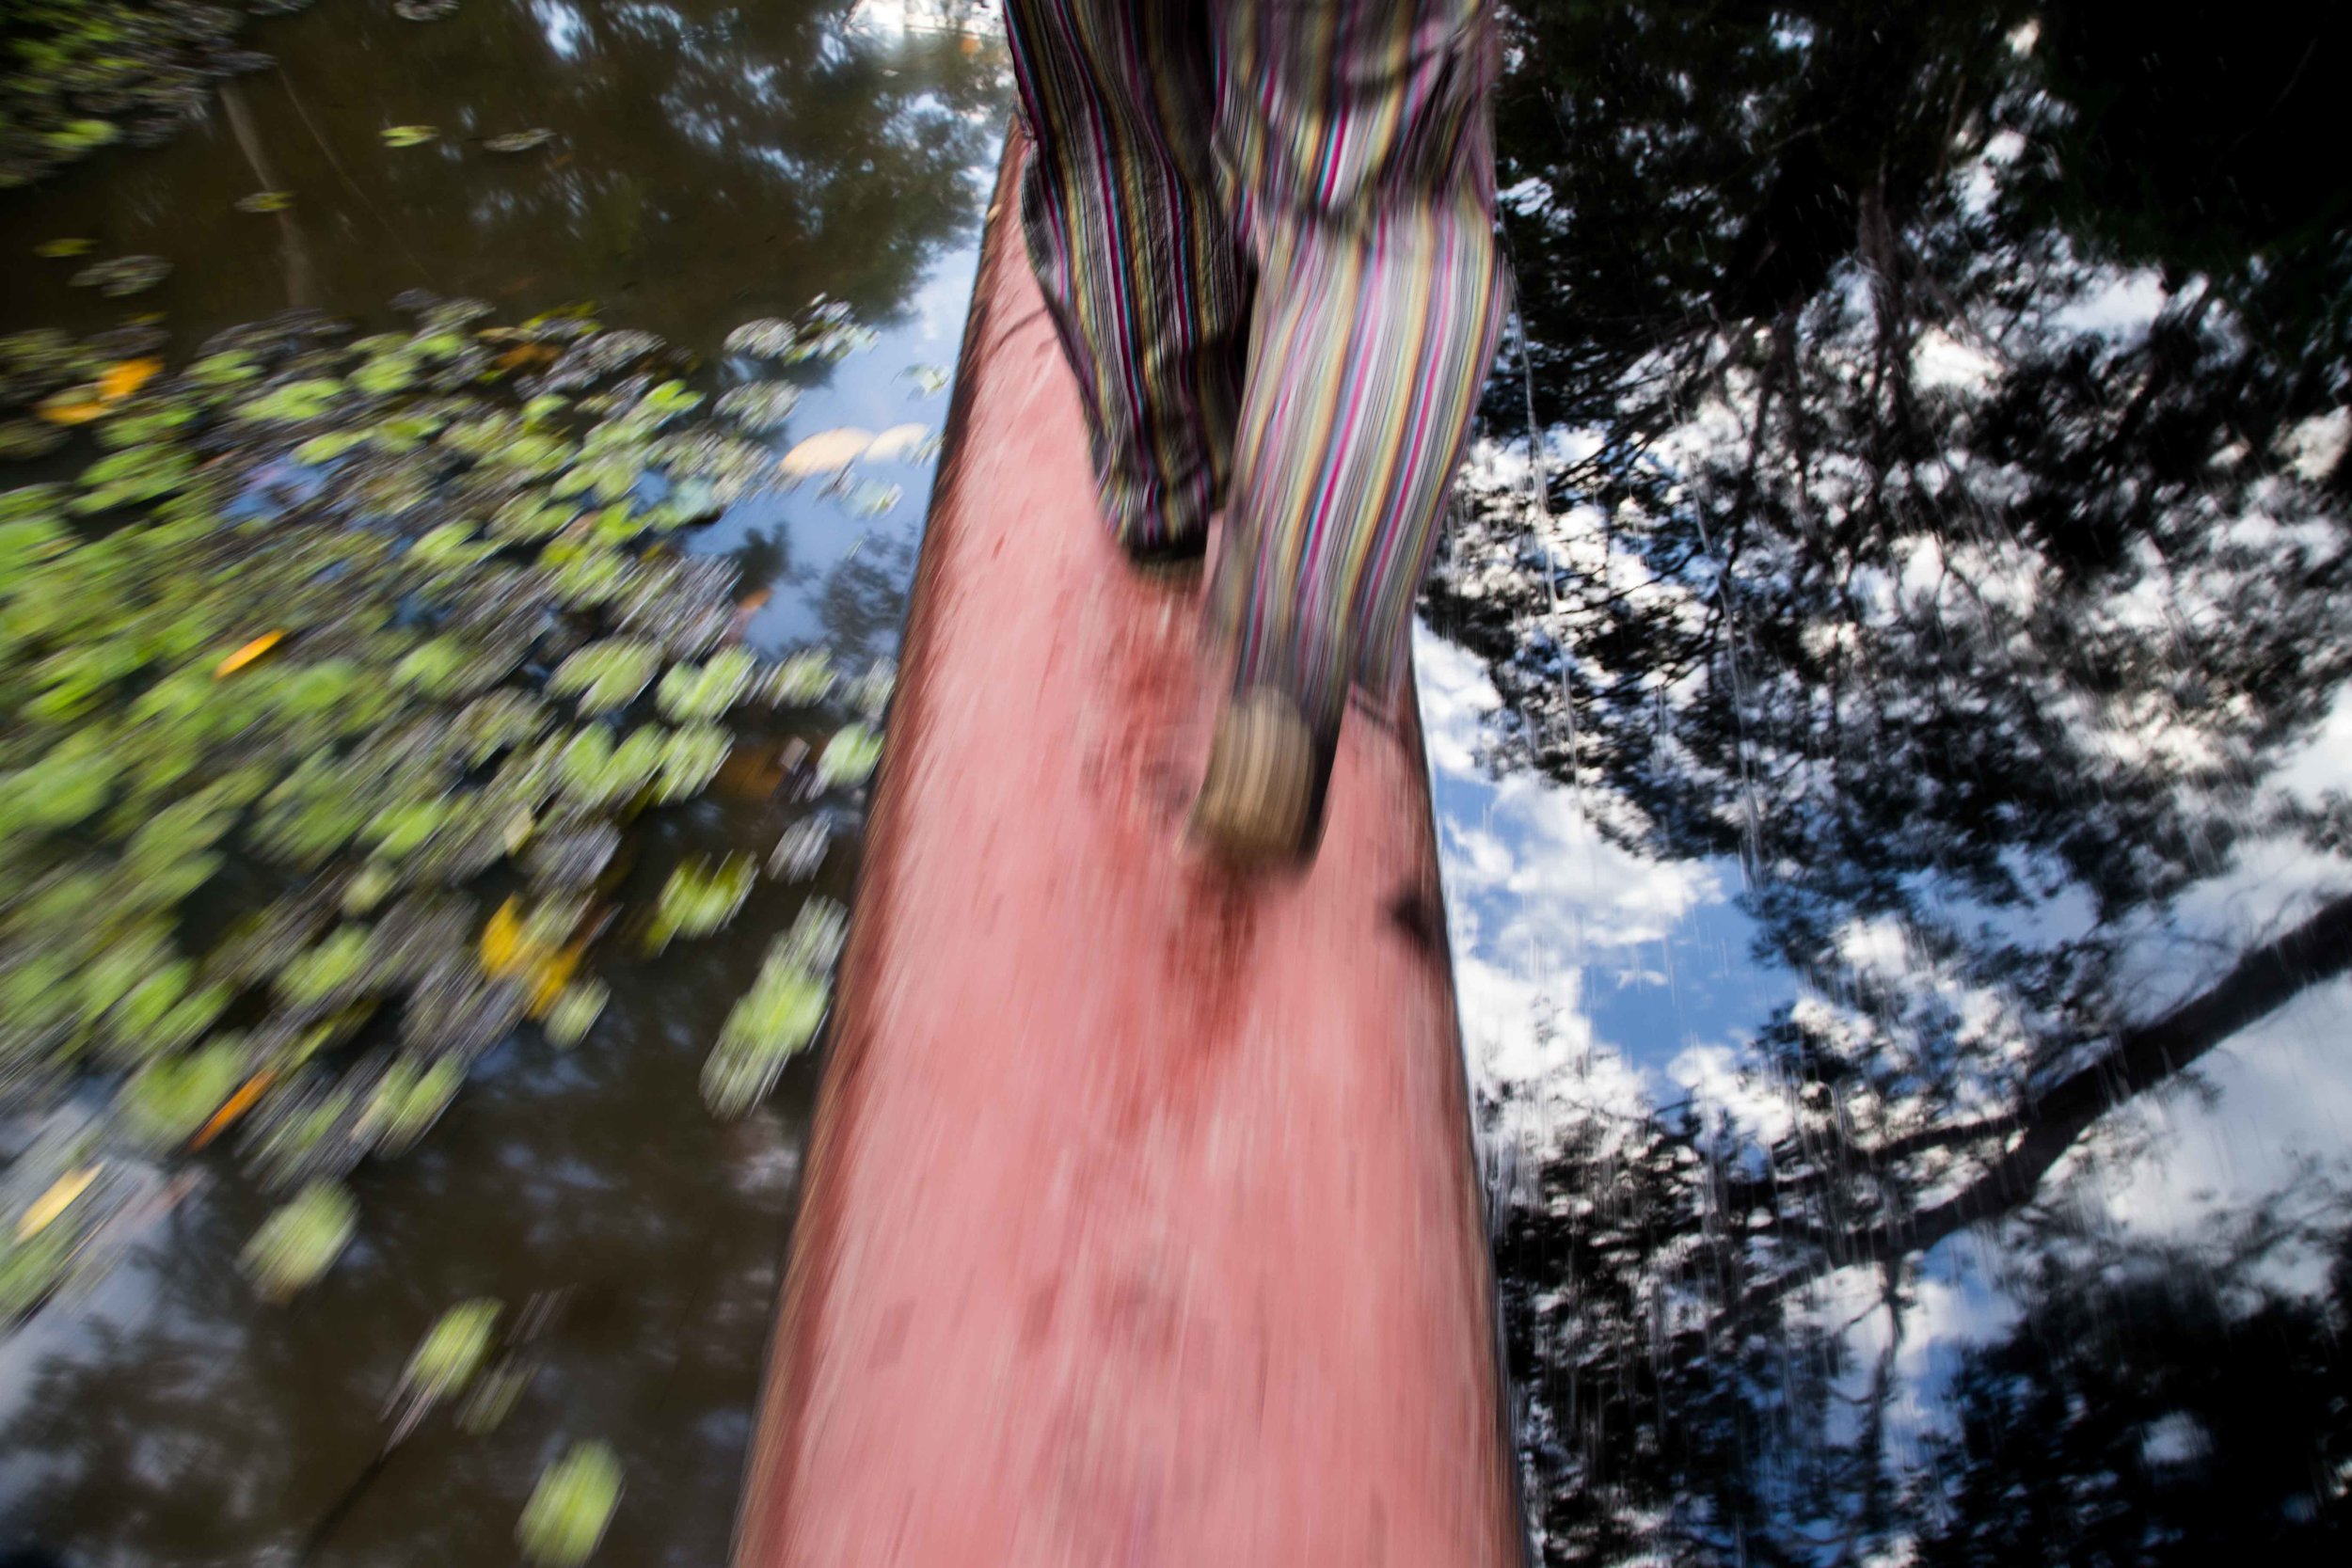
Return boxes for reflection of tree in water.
[1430,1,2352,1560]
[817,535,916,668]
[1917,1192,2352,1566]
[230,0,1003,340]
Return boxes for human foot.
[1187,687,1333,867]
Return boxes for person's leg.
[1193,0,1506,861]
[1001,0,1248,560]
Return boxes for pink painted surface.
[733,137,1517,1568]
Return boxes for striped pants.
[1003,0,1506,736]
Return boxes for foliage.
[0,1,300,187]
[0,295,888,1318]
[517,1440,624,1567]
[703,897,843,1118]
[240,1180,357,1301]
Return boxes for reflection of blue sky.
[685,70,997,662]
[1417,624,1790,1108]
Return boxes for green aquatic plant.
[404,1297,501,1402]
[702,897,846,1117]
[0,2,287,187]
[2,297,908,1319]
[242,1180,358,1301]
[816,722,883,790]
[645,853,757,952]
[517,1440,624,1567]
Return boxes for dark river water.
[0,3,1005,1564]
[3,2,2349,1566]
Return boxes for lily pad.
[32,238,95,259]
[544,979,607,1048]
[723,319,799,358]
[410,1296,498,1390]
[485,129,559,153]
[646,853,757,951]
[548,640,661,713]
[393,0,460,18]
[241,1180,358,1301]
[518,1441,624,1568]
[234,190,294,214]
[714,382,803,431]
[381,125,440,149]
[69,255,171,297]
[816,722,882,790]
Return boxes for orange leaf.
[495,343,557,372]
[35,387,107,425]
[190,1071,275,1150]
[98,356,164,402]
[525,936,589,1019]
[214,630,287,678]
[481,896,529,979]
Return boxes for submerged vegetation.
[0,293,905,1324]
[0,0,311,187]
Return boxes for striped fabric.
[1004,0,1506,736]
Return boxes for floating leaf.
[704,925,833,1118]
[34,386,107,425]
[768,816,831,880]
[548,640,661,713]
[15,1167,100,1243]
[646,853,756,951]
[215,630,288,677]
[234,190,295,214]
[545,979,607,1048]
[899,363,951,398]
[485,128,559,153]
[723,319,799,358]
[762,649,835,706]
[816,723,882,790]
[518,1441,624,1567]
[242,1181,358,1301]
[653,722,731,801]
[69,255,171,297]
[381,125,440,149]
[97,356,165,401]
[714,381,802,431]
[393,0,460,18]
[654,648,755,722]
[190,1070,276,1150]
[33,238,95,259]
[403,1298,501,1404]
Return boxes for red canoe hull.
[733,135,1519,1568]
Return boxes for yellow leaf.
[17,1165,100,1241]
[214,630,287,678]
[98,356,164,402]
[481,896,528,979]
[191,1070,275,1151]
[35,387,107,426]
[525,936,588,1019]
